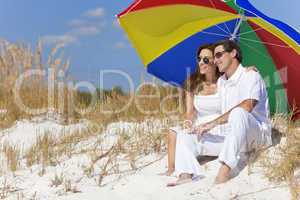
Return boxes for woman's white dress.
[170,92,225,177]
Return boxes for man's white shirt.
[217,64,272,146]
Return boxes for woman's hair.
[184,43,222,94]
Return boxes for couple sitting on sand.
[164,40,272,186]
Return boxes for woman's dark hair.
[214,40,243,63]
[184,43,222,94]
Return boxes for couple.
[165,40,272,186]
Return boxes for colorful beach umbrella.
[117,0,300,117]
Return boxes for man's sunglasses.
[214,50,227,59]
[197,56,210,64]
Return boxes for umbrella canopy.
[117,0,300,117]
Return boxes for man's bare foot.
[167,173,192,187]
[214,163,231,184]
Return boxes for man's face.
[214,45,232,73]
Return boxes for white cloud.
[84,7,105,18]
[43,7,107,46]
[68,10,107,36]
[69,19,86,27]
[41,34,78,45]
[74,26,100,36]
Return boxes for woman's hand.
[246,66,258,72]
[192,122,215,141]
[182,119,193,129]
[193,123,211,135]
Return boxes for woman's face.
[198,49,216,75]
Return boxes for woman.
[164,43,256,186]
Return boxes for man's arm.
[194,99,257,134]
[212,99,257,126]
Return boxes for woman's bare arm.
[185,91,196,123]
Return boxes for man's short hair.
[214,40,243,63]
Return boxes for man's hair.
[214,40,243,63]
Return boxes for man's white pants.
[174,107,266,177]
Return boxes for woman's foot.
[167,173,192,187]
[158,169,174,176]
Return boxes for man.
[194,40,272,184]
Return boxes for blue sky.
[0,0,299,91]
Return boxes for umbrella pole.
[230,15,246,41]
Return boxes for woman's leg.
[166,130,177,175]
[174,133,202,177]
[167,133,199,186]
[173,134,224,178]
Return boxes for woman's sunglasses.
[197,56,210,64]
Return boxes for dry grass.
[2,144,20,172]
[0,40,76,129]
[50,173,64,187]
[81,117,173,186]
[0,39,184,129]
[50,173,80,194]
[19,116,172,185]
[24,122,102,168]
[0,178,9,199]
[85,84,185,127]
[0,37,186,125]
[259,114,300,200]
